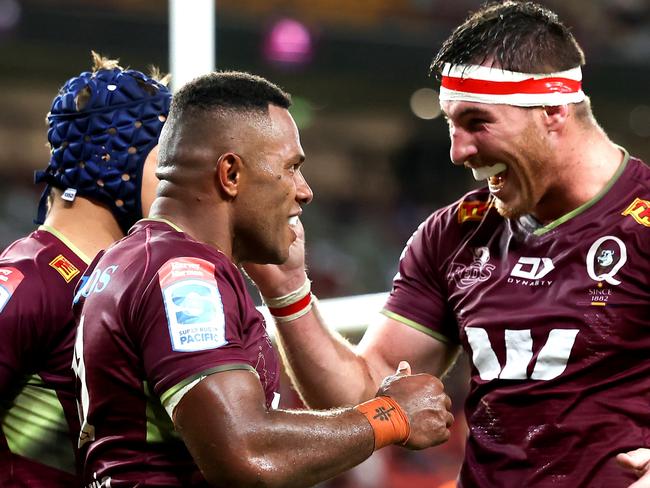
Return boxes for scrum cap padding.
[35,67,172,233]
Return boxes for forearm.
[237,407,374,488]
[275,301,383,408]
[177,367,453,488]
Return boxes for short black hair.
[171,70,291,116]
[430,1,585,78]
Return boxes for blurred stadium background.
[0,0,648,486]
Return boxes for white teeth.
[471,163,507,181]
[288,216,299,226]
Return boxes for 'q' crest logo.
[586,235,627,285]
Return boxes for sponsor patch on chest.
[0,267,24,313]
[159,257,227,352]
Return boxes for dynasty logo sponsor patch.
[458,200,492,223]
[49,254,80,283]
[622,197,650,227]
[159,257,227,352]
[0,267,25,313]
[510,257,554,280]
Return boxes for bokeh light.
[629,105,650,138]
[289,96,314,130]
[0,0,20,32]
[409,87,440,120]
[263,18,313,65]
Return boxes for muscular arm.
[245,220,458,409]
[275,304,459,408]
[174,368,452,488]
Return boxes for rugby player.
[0,52,170,486]
[246,2,650,486]
[72,70,454,487]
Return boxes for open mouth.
[288,215,299,226]
[488,172,506,192]
[471,163,507,192]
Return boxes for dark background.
[0,1,648,485]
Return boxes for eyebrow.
[451,106,493,120]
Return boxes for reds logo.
[622,197,650,227]
[449,247,495,289]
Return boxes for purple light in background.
[0,0,20,32]
[264,18,313,65]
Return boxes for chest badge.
[622,197,650,227]
[450,246,495,289]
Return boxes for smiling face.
[233,104,312,264]
[441,99,554,219]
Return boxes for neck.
[43,196,124,260]
[149,196,234,262]
[534,126,624,224]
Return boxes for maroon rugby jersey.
[73,219,280,487]
[0,226,87,487]
[384,153,650,487]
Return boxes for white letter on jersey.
[500,329,533,380]
[72,315,96,448]
[466,327,501,380]
[466,327,579,381]
[531,329,580,380]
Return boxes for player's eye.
[467,119,488,131]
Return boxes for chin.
[275,249,290,265]
[495,198,528,219]
[264,247,289,265]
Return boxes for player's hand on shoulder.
[242,219,307,297]
[377,361,453,450]
[617,448,650,487]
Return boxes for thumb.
[617,449,650,469]
[396,360,411,376]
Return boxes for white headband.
[439,63,585,107]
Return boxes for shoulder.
[103,221,237,300]
[418,187,497,241]
[0,232,78,327]
[628,156,650,188]
[395,188,500,278]
[0,232,75,304]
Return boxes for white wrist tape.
[263,279,314,323]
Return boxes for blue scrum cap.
[34,52,172,233]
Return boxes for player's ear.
[215,152,241,199]
[542,105,570,133]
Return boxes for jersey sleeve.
[132,256,258,406]
[383,209,460,344]
[0,266,42,391]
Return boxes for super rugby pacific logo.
[159,257,228,352]
[449,247,495,289]
[0,267,24,313]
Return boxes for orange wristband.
[354,396,411,450]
